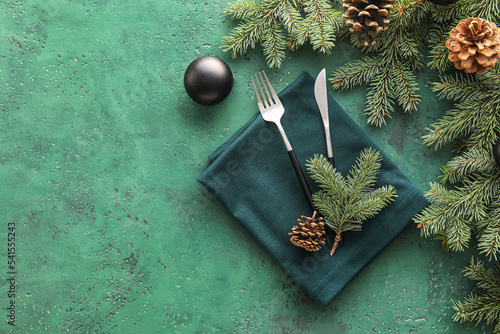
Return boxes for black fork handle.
[288,150,315,211]
[288,150,335,249]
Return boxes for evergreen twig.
[306,149,397,255]
[440,148,496,184]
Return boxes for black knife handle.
[328,156,335,167]
[288,150,315,211]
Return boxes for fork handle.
[288,150,315,211]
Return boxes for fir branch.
[477,208,500,261]
[222,0,342,68]
[431,1,475,24]
[387,1,430,70]
[416,174,499,251]
[306,149,397,255]
[364,69,394,127]
[289,0,343,53]
[262,21,288,67]
[422,101,487,149]
[424,181,457,207]
[447,216,471,252]
[346,146,384,196]
[393,35,423,69]
[414,182,472,251]
[354,186,398,221]
[430,0,500,24]
[424,69,500,150]
[472,0,500,22]
[315,189,343,227]
[222,0,303,68]
[394,0,430,19]
[414,202,449,237]
[427,20,460,72]
[463,258,500,295]
[329,56,381,89]
[479,68,500,90]
[452,258,500,331]
[276,0,302,32]
[307,152,347,195]
[224,0,266,20]
[221,5,274,59]
[415,205,471,252]
[469,109,500,150]
[390,64,420,113]
[432,74,489,102]
[456,177,496,220]
[440,148,496,184]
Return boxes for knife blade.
[314,68,335,166]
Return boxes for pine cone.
[289,212,326,252]
[342,0,396,46]
[446,18,500,74]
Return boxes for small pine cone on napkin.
[342,0,396,46]
[446,18,500,74]
[289,212,326,252]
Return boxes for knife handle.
[323,123,335,168]
[288,150,315,211]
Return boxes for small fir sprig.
[453,258,500,332]
[306,148,397,255]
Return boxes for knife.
[314,68,335,166]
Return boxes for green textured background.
[0,1,493,333]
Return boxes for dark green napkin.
[198,71,428,307]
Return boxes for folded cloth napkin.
[198,71,428,307]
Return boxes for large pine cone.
[289,212,326,252]
[446,18,500,74]
[342,0,396,46]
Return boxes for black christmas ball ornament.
[184,56,233,106]
[494,140,500,166]
[428,0,459,5]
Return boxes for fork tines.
[252,71,279,108]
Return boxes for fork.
[251,71,314,211]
